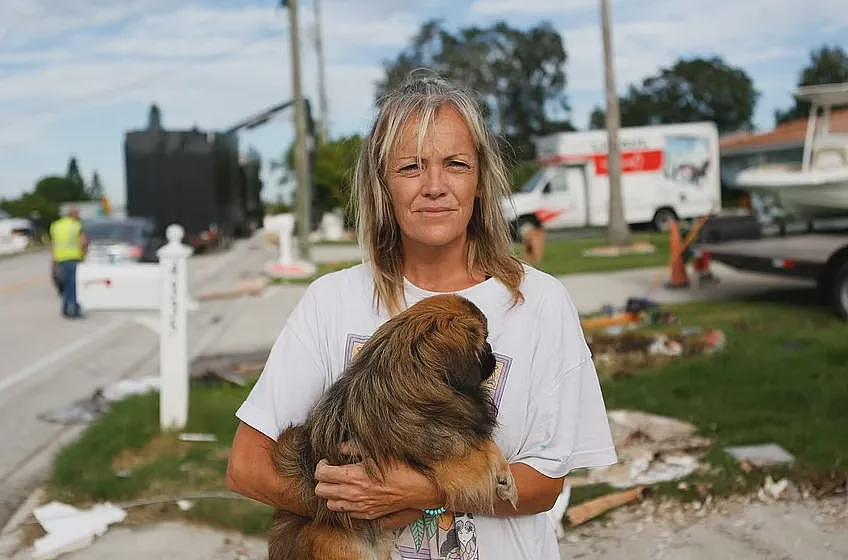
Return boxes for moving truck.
[504,122,721,235]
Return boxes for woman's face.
[386,105,479,252]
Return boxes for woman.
[227,72,617,559]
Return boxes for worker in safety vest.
[49,207,88,318]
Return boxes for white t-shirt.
[237,263,617,560]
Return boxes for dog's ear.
[445,342,495,390]
[479,342,496,383]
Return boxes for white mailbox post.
[156,225,193,431]
[263,213,315,279]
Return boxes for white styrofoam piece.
[32,501,127,559]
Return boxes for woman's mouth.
[416,207,456,217]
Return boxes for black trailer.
[697,223,848,319]
[125,127,251,250]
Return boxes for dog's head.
[376,294,495,391]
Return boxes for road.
[0,235,294,527]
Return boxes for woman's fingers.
[314,459,363,483]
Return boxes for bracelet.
[423,506,447,517]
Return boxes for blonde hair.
[352,71,525,315]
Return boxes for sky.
[1,0,847,205]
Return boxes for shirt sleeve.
[235,283,330,440]
[511,283,617,478]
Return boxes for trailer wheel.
[652,208,677,232]
[832,261,848,321]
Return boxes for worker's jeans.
[59,260,81,317]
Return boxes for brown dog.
[269,294,517,560]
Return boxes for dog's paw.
[495,468,518,509]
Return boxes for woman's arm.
[314,459,563,519]
[492,462,563,516]
[225,422,311,516]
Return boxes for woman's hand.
[314,458,442,520]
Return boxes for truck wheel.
[652,208,677,232]
[832,261,848,321]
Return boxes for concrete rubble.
[587,410,711,488]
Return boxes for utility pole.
[600,0,631,246]
[286,0,312,259]
[313,0,329,144]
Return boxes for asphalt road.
[0,237,276,527]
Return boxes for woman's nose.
[421,165,446,198]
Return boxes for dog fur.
[268,294,517,560]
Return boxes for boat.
[735,83,848,220]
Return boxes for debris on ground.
[32,501,126,559]
[586,410,711,488]
[191,351,267,386]
[567,486,647,526]
[582,242,656,257]
[177,433,217,443]
[725,443,795,468]
[37,377,160,425]
[587,328,726,377]
[759,476,792,501]
[196,277,269,301]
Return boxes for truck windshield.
[520,170,547,193]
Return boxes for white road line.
[0,319,125,394]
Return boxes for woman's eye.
[449,160,470,169]
[399,164,420,173]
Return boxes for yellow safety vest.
[50,217,84,262]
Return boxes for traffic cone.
[666,220,689,289]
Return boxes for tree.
[591,57,758,133]
[274,135,363,224]
[775,46,848,125]
[588,106,606,129]
[34,175,88,204]
[379,20,573,160]
[88,171,104,199]
[66,157,85,190]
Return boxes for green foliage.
[1,172,92,225]
[378,20,572,160]
[66,157,85,189]
[275,135,362,223]
[591,57,758,133]
[87,171,105,200]
[775,45,848,125]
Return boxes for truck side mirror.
[542,182,552,195]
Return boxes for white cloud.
[470,0,596,15]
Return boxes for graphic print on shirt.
[344,334,513,560]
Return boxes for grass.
[45,291,847,533]
[601,293,848,473]
[533,232,670,276]
[272,260,361,285]
[46,379,274,535]
[296,231,671,284]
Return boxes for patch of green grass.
[272,260,360,285]
[602,294,848,477]
[535,232,669,276]
[47,380,273,535]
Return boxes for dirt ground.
[3,493,845,559]
[560,494,848,560]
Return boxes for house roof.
[720,108,848,156]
